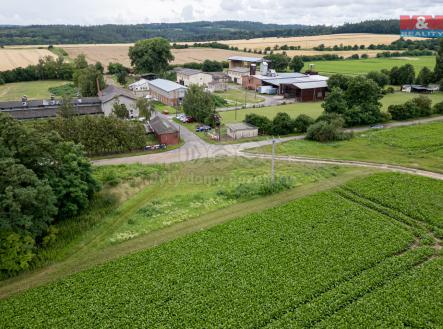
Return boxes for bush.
[433,101,443,114]
[217,176,294,199]
[272,112,294,135]
[212,94,228,108]
[244,113,272,135]
[306,119,352,142]
[366,71,390,88]
[388,96,433,120]
[0,231,35,275]
[383,86,395,94]
[293,114,314,133]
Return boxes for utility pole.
[271,138,276,185]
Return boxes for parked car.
[162,110,169,115]
[144,144,167,151]
[183,116,195,123]
[196,125,212,132]
[370,124,385,129]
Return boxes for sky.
[0,0,442,26]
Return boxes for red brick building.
[149,116,180,145]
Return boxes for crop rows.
[0,173,441,328]
[0,190,414,328]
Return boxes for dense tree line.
[0,20,400,45]
[0,56,73,84]
[314,38,441,52]
[31,116,148,156]
[0,53,105,97]
[0,114,99,275]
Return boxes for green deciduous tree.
[322,87,348,115]
[289,56,304,72]
[366,71,390,88]
[57,95,77,118]
[263,53,290,71]
[182,85,215,124]
[415,67,434,85]
[129,37,174,74]
[112,101,129,119]
[202,60,223,72]
[136,97,154,121]
[74,54,88,70]
[73,65,105,97]
[434,38,443,82]
[327,74,351,90]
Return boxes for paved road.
[93,115,443,180]
[94,115,443,166]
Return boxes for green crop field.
[1,173,441,327]
[310,56,436,76]
[252,121,443,173]
[0,80,71,101]
[0,158,363,299]
[220,92,443,123]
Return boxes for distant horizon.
[0,18,400,28]
[0,0,440,26]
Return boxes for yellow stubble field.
[0,48,54,71]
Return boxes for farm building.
[228,56,267,69]
[175,68,229,92]
[175,68,213,87]
[99,85,138,118]
[148,79,187,107]
[149,116,180,145]
[227,67,250,84]
[0,96,103,120]
[242,63,328,102]
[128,79,150,96]
[401,84,440,93]
[226,122,258,140]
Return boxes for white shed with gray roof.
[226,122,258,140]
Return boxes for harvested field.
[280,49,383,58]
[62,44,256,67]
[0,48,54,70]
[214,33,424,51]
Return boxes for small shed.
[149,116,180,145]
[226,122,258,140]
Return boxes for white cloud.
[0,0,441,25]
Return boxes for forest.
[0,19,400,45]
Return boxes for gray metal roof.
[148,79,188,92]
[227,122,258,131]
[175,68,203,76]
[149,116,179,134]
[0,97,101,111]
[293,81,328,89]
[264,74,328,87]
[100,85,137,103]
[228,56,266,63]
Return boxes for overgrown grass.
[252,121,443,173]
[0,80,71,101]
[215,88,265,105]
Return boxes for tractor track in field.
[257,187,441,329]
